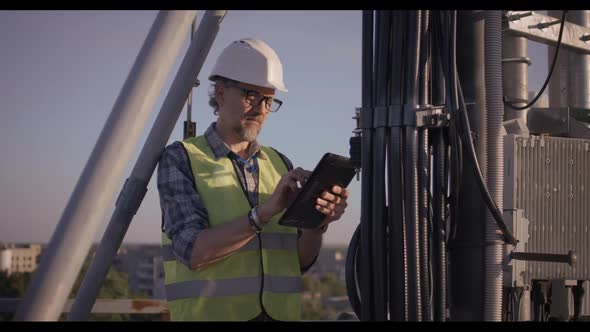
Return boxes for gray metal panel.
[510,135,589,281]
[506,135,590,315]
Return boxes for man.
[157,38,350,321]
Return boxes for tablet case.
[278,153,356,229]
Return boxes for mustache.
[243,114,263,123]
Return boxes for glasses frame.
[226,83,283,113]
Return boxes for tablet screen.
[278,153,356,229]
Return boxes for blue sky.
[0,10,549,246]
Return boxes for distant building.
[0,243,43,275]
[306,245,348,283]
[114,244,165,299]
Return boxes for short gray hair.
[208,76,238,115]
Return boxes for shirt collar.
[204,122,265,161]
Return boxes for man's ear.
[215,84,225,107]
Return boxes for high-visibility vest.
[161,135,302,321]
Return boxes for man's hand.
[259,167,311,223]
[315,185,349,228]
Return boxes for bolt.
[510,250,577,267]
[508,11,534,21]
[535,19,561,30]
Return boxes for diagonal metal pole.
[14,10,197,321]
[67,10,226,321]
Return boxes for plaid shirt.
[157,122,295,267]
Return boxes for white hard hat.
[209,38,287,92]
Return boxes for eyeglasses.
[227,83,283,113]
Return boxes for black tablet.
[278,153,357,229]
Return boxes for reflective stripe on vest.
[166,275,303,300]
[161,232,299,262]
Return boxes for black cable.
[456,81,518,245]
[438,10,462,245]
[345,223,362,318]
[439,10,518,245]
[504,11,568,110]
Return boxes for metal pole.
[567,10,590,109]
[483,10,504,322]
[188,18,196,123]
[67,10,226,321]
[183,17,198,139]
[450,10,487,321]
[371,10,390,321]
[518,287,531,321]
[417,9,431,321]
[359,9,375,321]
[548,10,569,108]
[14,11,197,321]
[502,34,529,123]
[388,9,407,322]
[403,10,422,321]
[431,17,447,320]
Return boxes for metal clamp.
[388,104,449,128]
[359,106,374,130]
[358,104,449,129]
[373,106,389,128]
[415,105,449,128]
[115,176,148,216]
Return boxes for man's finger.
[321,191,335,202]
[316,205,336,217]
[332,195,343,205]
[332,185,350,196]
[316,198,336,210]
[341,188,350,198]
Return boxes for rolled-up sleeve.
[157,142,209,268]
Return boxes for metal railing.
[1,298,169,320]
[1,297,358,321]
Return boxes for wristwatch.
[248,209,262,233]
[251,206,264,229]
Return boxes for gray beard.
[235,123,260,142]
